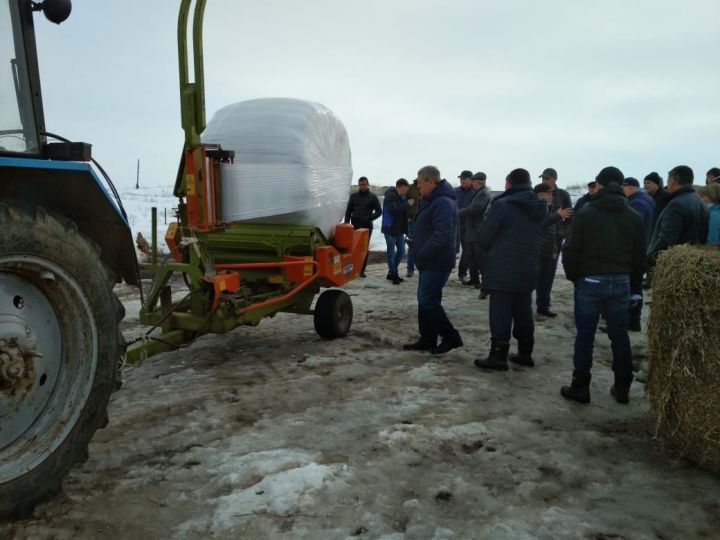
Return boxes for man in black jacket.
[643,172,670,224]
[534,183,573,317]
[561,166,646,405]
[474,168,548,371]
[344,176,382,277]
[647,165,709,270]
[573,181,597,212]
[539,168,573,248]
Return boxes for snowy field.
[3,261,720,538]
[117,185,584,256]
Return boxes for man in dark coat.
[455,170,477,282]
[573,181,597,212]
[623,178,655,243]
[403,166,463,355]
[534,183,573,318]
[622,177,654,331]
[705,167,720,185]
[647,165,709,269]
[539,167,573,247]
[561,166,646,405]
[643,172,670,224]
[458,172,492,291]
[473,168,548,371]
[344,176,382,277]
[405,178,421,278]
[381,178,414,284]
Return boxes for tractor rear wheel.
[313,289,353,339]
[0,203,123,518]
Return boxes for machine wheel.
[0,203,124,518]
[313,289,353,339]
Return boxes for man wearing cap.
[458,172,493,292]
[622,177,654,331]
[643,172,670,223]
[539,168,573,316]
[573,181,598,213]
[534,183,573,318]
[344,176,382,277]
[623,178,654,244]
[647,166,709,270]
[561,166,646,405]
[455,170,477,283]
[474,168,548,371]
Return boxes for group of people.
[344,163,717,405]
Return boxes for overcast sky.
[34,0,720,191]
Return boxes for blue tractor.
[0,0,137,517]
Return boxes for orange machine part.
[165,222,183,262]
[283,255,315,284]
[333,223,355,250]
[203,271,241,310]
[316,224,369,286]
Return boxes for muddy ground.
[3,258,720,539]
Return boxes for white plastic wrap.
[201,98,353,240]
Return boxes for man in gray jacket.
[458,172,493,294]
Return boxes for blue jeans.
[536,256,558,311]
[406,221,416,274]
[489,289,534,343]
[573,274,632,383]
[417,270,461,345]
[384,233,405,275]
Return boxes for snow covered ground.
[3,262,720,538]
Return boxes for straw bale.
[646,244,720,472]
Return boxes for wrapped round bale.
[646,245,720,473]
[201,98,353,240]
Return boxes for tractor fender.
[0,156,138,285]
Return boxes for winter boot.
[509,338,535,367]
[392,273,404,285]
[560,375,591,404]
[610,376,633,404]
[474,341,510,371]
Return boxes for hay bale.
[646,244,720,472]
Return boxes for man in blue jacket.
[403,166,463,355]
[381,178,414,284]
[474,168,548,370]
[622,177,654,331]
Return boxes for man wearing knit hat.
[560,166,646,405]
[643,172,670,222]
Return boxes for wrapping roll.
[201,98,353,240]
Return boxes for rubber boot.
[509,338,534,367]
[610,375,633,404]
[474,340,509,371]
[561,374,591,404]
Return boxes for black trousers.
[489,289,534,343]
[465,240,486,286]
